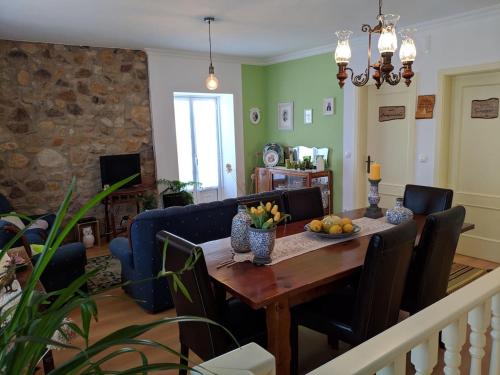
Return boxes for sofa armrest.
[109,237,134,269]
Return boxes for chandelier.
[334,0,416,89]
[204,16,219,91]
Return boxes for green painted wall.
[241,64,268,193]
[241,53,344,211]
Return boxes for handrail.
[308,267,500,375]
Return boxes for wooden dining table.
[202,208,475,375]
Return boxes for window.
[174,95,222,201]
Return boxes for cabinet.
[254,167,333,214]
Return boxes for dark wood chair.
[290,221,417,374]
[403,184,453,215]
[157,231,267,375]
[401,206,466,315]
[285,186,325,222]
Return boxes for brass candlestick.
[364,178,383,219]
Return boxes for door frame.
[435,62,500,186]
[354,81,417,209]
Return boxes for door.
[449,71,500,262]
[174,95,222,203]
[360,83,416,209]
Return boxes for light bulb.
[377,14,399,53]
[334,30,353,64]
[399,28,417,62]
[206,73,219,90]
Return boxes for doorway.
[173,93,237,203]
[355,82,417,209]
[439,69,500,262]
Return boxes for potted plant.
[0,175,235,374]
[157,179,200,208]
[247,202,289,265]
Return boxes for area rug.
[85,255,121,295]
[447,263,488,294]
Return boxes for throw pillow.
[0,216,25,230]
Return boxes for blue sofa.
[110,190,288,313]
[0,193,87,293]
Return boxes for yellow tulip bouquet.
[247,202,290,230]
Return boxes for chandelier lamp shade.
[334,0,416,89]
[204,16,219,91]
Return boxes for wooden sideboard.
[254,167,333,214]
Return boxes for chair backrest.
[403,184,453,215]
[352,220,417,344]
[284,187,325,222]
[156,230,229,360]
[402,206,466,314]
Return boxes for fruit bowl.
[304,223,361,239]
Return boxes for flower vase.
[248,226,276,265]
[231,205,252,253]
[386,197,414,225]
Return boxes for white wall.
[342,5,500,210]
[146,50,246,196]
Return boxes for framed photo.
[249,107,261,124]
[304,109,313,124]
[323,98,335,115]
[278,102,294,131]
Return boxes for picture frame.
[304,108,313,124]
[249,107,261,124]
[278,102,294,131]
[323,98,335,115]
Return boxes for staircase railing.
[307,267,500,375]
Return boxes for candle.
[370,163,381,180]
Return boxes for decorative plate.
[249,107,261,124]
[303,224,361,239]
[263,150,279,167]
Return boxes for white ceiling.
[0,0,498,59]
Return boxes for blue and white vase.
[386,197,414,225]
[231,205,252,253]
[248,226,276,265]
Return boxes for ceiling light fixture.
[204,16,219,91]
[334,0,416,89]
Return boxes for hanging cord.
[378,0,382,16]
[208,19,213,68]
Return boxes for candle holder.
[364,178,383,219]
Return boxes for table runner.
[201,217,394,266]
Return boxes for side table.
[102,185,151,240]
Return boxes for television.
[99,153,142,189]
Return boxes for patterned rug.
[447,263,488,294]
[86,255,122,295]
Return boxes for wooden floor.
[51,242,499,374]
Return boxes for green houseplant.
[157,179,200,208]
[0,175,235,374]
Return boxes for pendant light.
[204,17,219,91]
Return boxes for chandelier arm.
[350,67,370,87]
[385,71,401,86]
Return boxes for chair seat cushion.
[293,285,357,341]
[222,298,267,348]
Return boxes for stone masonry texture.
[0,40,155,218]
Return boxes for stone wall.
[0,40,155,218]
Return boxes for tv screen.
[99,153,142,189]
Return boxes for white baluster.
[376,355,406,375]
[490,293,500,375]
[468,301,491,375]
[442,315,467,375]
[411,333,439,375]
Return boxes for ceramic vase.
[248,226,276,265]
[386,197,414,225]
[231,205,252,253]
